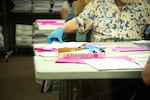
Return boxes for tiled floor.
[0,54,59,100]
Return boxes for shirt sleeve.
[74,0,97,33]
[65,6,75,22]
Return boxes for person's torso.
[77,0,149,42]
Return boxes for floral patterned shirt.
[75,0,150,42]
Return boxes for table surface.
[33,42,150,80]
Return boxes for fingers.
[58,38,63,43]
[47,37,53,44]
[47,37,63,44]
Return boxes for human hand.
[47,27,64,44]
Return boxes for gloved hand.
[47,27,64,44]
[84,44,102,52]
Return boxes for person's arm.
[60,0,70,19]
[61,0,95,34]
[61,19,78,33]
[47,0,94,43]
[63,6,77,42]
[142,57,150,86]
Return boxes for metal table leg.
[59,80,73,100]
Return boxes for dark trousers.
[133,79,150,100]
[76,79,142,100]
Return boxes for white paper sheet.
[38,51,57,57]
[133,40,150,48]
[35,42,86,57]
[44,41,86,49]
[82,58,142,70]
[132,54,150,67]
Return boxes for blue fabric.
[65,6,75,22]
[76,32,86,42]
[146,26,150,32]
[47,27,64,44]
[84,44,102,52]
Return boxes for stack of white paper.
[132,54,150,67]
[32,20,64,44]
[11,0,32,12]
[133,40,150,48]
[32,0,51,13]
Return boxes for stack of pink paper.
[112,46,150,52]
[35,20,64,25]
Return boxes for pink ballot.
[55,55,133,64]
[112,46,150,52]
[33,47,57,52]
[55,58,85,64]
[106,55,133,62]
[35,20,64,25]
[60,52,105,59]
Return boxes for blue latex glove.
[47,27,64,44]
[146,26,150,32]
[84,44,102,52]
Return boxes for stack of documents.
[133,40,150,48]
[32,19,64,44]
[112,46,150,52]
[82,53,150,70]
[51,0,64,12]
[132,54,150,67]
[16,24,33,46]
[32,0,51,13]
[11,0,32,12]
[34,42,86,57]
[82,58,143,70]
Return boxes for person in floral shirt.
[47,0,150,100]
[47,0,149,43]
[76,0,149,42]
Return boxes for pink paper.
[55,58,85,64]
[82,43,108,47]
[33,47,57,52]
[35,20,64,25]
[55,55,133,64]
[112,46,150,52]
[106,55,133,62]
[36,20,57,23]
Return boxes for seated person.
[142,56,150,86]
[47,0,150,99]
[133,56,150,100]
